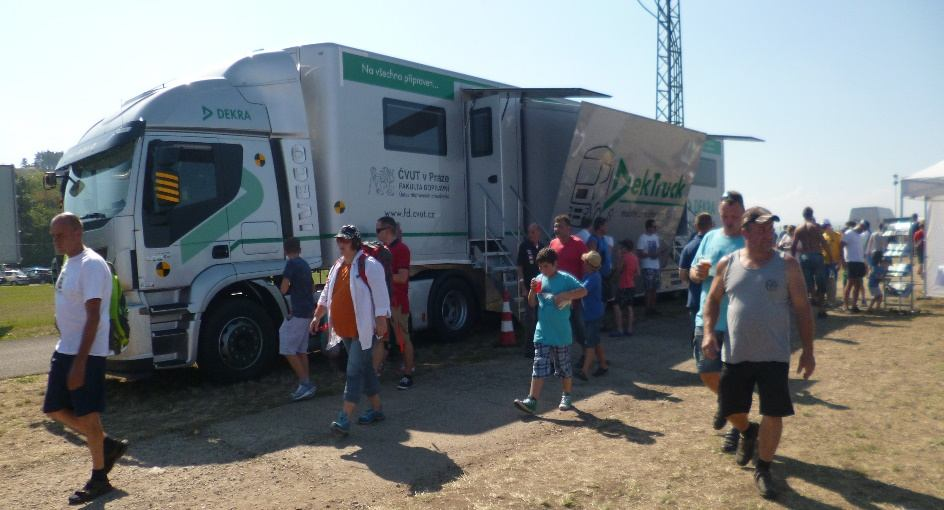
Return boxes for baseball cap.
[741,207,780,228]
[334,224,361,241]
[822,218,831,226]
[581,250,602,269]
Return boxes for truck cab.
[53,50,319,381]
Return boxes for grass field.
[0,285,56,340]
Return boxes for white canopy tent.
[902,159,944,297]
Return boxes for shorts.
[719,361,794,418]
[825,263,839,280]
[583,318,601,348]
[390,305,412,352]
[847,261,866,279]
[868,283,882,298]
[569,301,586,346]
[642,268,661,291]
[692,328,724,373]
[279,316,312,355]
[602,275,616,303]
[532,343,573,379]
[617,288,635,308]
[42,352,107,417]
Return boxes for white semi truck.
[50,43,719,381]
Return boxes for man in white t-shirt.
[636,219,664,315]
[840,221,868,312]
[43,213,127,505]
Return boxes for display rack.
[881,219,916,313]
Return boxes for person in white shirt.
[43,213,127,505]
[840,221,869,312]
[312,225,390,436]
[575,217,593,244]
[636,219,664,315]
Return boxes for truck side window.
[142,141,243,248]
[470,107,493,158]
[693,157,717,187]
[383,98,447,156]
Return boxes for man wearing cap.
[702,207,815,499]
[312,225,390,436]
[791,207,828,318]
[688,191,745,452]
[840,221,869,312]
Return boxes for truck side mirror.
[43,172,58,190]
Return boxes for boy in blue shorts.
[577,251,608,380]
[515,247,588,413]
[279,237,316,401]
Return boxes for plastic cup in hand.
[532,277,543,294]
[698,257,712,277]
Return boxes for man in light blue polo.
[689,191,745,453]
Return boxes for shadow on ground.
[776,455,944,510]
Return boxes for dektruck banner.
[553,103,705,246]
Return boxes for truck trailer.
[50,43,717,381]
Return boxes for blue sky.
[2,0,941,224]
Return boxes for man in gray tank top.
[702,207,816,500]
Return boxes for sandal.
[68,478,113,505]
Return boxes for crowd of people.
[39,199,925,503]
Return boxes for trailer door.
[465,94,518,244]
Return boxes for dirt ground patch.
[0,299,942,509]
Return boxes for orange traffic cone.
[500,290,516,346]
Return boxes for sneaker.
[754,468,777,499]
[592,367,608,377]
[397,375,414,390]
[330,411,350,437]
[712,409,726,430]
[558,394,574,411]
[575,370,589,381]
[514,396,537,414]
[817,310,828,318]
[291,383,317,402]
[736,423,759,466]
[721,427,740,453]
[357,408,386,425]
[102,437,128,475]
[608,331,623,338]
[851,306,861,313]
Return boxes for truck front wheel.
[428,276,476,339]
[199,299,277,382]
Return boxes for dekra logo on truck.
[201,106,253,121]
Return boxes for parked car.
[2,270,30,285]
[25,267,53,284]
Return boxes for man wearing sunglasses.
[375,216,415,390]
[689,191,746,453]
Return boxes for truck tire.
[199,299,277,383]
[429,276,476,339]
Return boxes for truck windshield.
[63,139,136,227]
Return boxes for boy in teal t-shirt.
[514,248,587,414]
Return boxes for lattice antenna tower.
[654,0,684,126]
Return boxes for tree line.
[15,151,63,266]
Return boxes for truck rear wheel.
[199,299,277,382]
[429,276,476,339]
